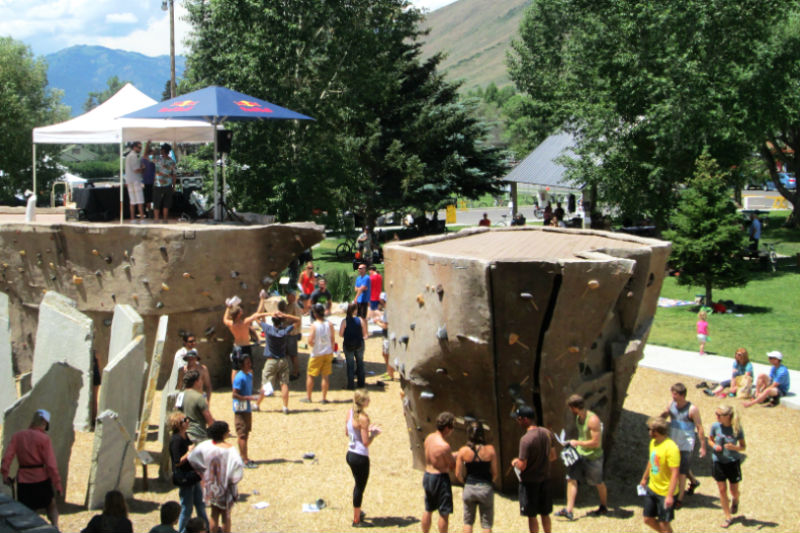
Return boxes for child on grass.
[696,310,709,355]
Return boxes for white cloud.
[105,12,137,24]
[411,0,459,11]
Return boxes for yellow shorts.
[307,354,333,377]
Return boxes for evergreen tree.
[663,152,748,305]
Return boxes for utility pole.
[163,0,176,98]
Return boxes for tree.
[183,0,506,224]
[0,37,68,203]
[663,152,747,305]
[507,0,780,228]
[83,75,129,112]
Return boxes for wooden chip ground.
[50,338,800,532]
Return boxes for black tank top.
[465,445,492,484]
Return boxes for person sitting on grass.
[744,351,790,407]
[148,501,181,533]
[703,348,754,398]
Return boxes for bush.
[323,269,354,303]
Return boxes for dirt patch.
[48,338,800,532]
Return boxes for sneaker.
[299,398,311,403]
[282,406,289,415]
[587,505,608,517]
[554,508,574,521]
[244,460,258,469]
[352,520,370,528]
[320,399,330,404]
[702,389,715,396]
[686,480,700,495]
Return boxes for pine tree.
[663,151,748,305]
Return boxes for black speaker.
[217,130,233,153]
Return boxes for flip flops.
[721,517,733,528]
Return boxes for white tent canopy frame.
[32,83,217,222]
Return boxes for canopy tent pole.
[32,143,37,199]
[119,140,124,223]
[213,121,220,221]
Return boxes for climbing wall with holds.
[0,221,324,387]
[384,226,670,492]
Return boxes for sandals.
[721,517,733,528]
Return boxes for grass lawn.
[649,210,800,370]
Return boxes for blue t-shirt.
[355,275,371,303]
[732,360,753,377]
[232,370,253,413]
[709,422,744,463]
[770,364,790,395]
[260,322,294,358]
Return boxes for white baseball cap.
[380,292,387,301]
[767,351,783,360]
[36,409,51,423]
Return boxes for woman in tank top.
[304,304,336,403]
[455,421,499,533]
[345,390,381,527]
[340,302,368,390]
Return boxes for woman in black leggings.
[345,389,381,527]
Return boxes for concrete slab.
[136,316,167,452]
[97,335,146,439]
[108,305,143,363]
[158,350,183,445]
[640,344,799,410]
[158,392,178,481]
[85,410,136,510]
[0,293,16,414]
[1,362,82,499]
[30,292,94,430]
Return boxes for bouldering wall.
[0,221,323,387]
[384,226,670,492]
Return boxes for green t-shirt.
[181,388,208,443]
[576,410,603,460]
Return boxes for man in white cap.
[744,351,790,407]
[1,409,61,528]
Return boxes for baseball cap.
[767,351,783,360]
[380,292,387,301]
[515,406,536,420]
[36,409,51,424]
[183,349,199,360]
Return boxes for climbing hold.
[72,275,83,285]
[123,250,129,259]
[270,270,278,277]
[200,290,211,297]
[182,272,192,279]
[409,322,415,331]
[400,335,409,344]
[509,333,530,350]
[103,319,112,327]
[48,262,55,269]
[111,294,116,301]
[627,291,634,298]
[49,275,57,281]
[159,246,167,253]
[122,264,131,271]
[420,391,434,399]
[132,294,138,301]
[416,294,424,306]
[435,368,447,375]
[161,283,170,291]
[94,270,102,277]
[240,282,248,289]
[230,271,239,278]
[436,284,444,296]
[436,326,448,341]
[568,345,580,353]
[104,256,112,264]
[156,301,164,309]
[18,250,25,256]
[587,279,600,289]
[92,249,99,255]
[204,326,215,336]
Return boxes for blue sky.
[0,0,458,57]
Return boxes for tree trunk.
[705,280,713,308]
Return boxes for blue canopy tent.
[122,86,314,220]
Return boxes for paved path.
[641,344,799,410]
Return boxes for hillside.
[45,45,186,116]
[421,0,530,92]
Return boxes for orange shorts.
[307,354,333,377]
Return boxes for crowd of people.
[124,140,178,222]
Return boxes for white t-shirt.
[125,150,142,184]
[311,320,333,357]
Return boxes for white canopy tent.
[32,83,216,221]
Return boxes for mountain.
[421,0,530,92]
[44,45,186,116]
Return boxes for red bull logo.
[159,99,198,112]
[234,99,273,113]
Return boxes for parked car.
[764,172,796,191]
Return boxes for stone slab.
[108,305,143,364]
[85,410,136,510]
[16,374,31,397]
[98,336,145,440]
[0,293,15,414]
[158,349,183,445]
[30,292,94,431]
[1,362,81,499]
[136,316,167,451]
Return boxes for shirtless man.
[223,300,267,384]
[177,349,212,403]
[422,412,456,533]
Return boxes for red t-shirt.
[369,272,383,301]
[300,271,315,295]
